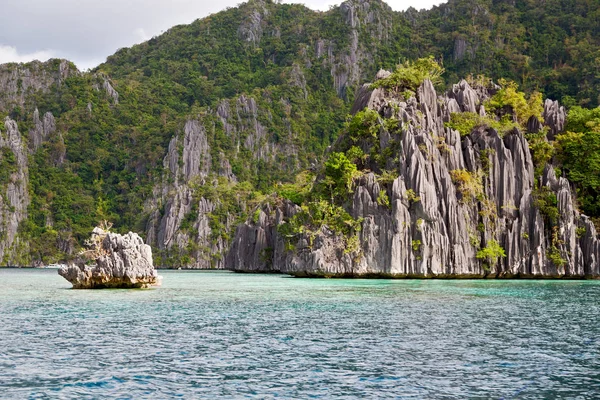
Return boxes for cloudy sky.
[0,0,446,71]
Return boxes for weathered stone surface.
[227,76,600,279]
[226,199,299,273]
[453,37,472,61]
[29,108,56,151]
[0,60,77,111]
[450,79,479,113]
[542,99,565,139]
[145,115,237,268]
[182,120,211,181]
[0,117,30,265]
[238,0,268,47]
[102,76,119,104]
[58,228,160,289]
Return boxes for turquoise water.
[1,269,599,399]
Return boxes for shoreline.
[3,266,599,280]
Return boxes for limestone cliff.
[0,118,30,265]
[0,59,77,111]
[227,77,600,278]
[144,96,275,268]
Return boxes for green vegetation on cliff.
[556,106,600,217]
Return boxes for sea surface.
[0,269,599,399]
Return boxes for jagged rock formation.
[227,199,297,272]
[29,108,56,151]
[227,77,600,278]
[542,99,566,139]
[238,0,269,47]
[334,0,393,97]
[144,85,316,268]
[145,114,236,269]
[58,227,160,289]
[0,59,77,111]
[0,118,30,265]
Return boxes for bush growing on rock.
[485,79,543,126]
[476,239,506,269]
[371,56,444,95]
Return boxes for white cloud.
[134,28,151,43]
[74,58,105,72]
[0,45,56,65]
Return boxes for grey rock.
[227,78,600,279]
[102,76,119,104]
[375,69,391,80]
[238,0,268,47]
[163,136,180,178]
[331,0,393,98]
[218,152,237,182]
[29,109,56,151]
[182,120,211,180]
[543,99,565,139]
[0,118,30,265]
[58,228,160,289]
[289,63,308,100]
[0,59,78,111]
[350,70,391,114]
[454,37,470,61]
[316,39,327,59]
[157,186,193,250]
[146,117,233,268]
[527,115,542,134]
[450,80,479,113]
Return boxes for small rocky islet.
[58,226,161,289]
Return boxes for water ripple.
[0,269,599,399]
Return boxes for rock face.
[144,86,310,268]
[0,117,30,265]
[226,77,600,279]
[0,59,77,111]
[58,228,160,289]
[29,108,56,151]
[542,99,566,139]
[144,117,231,269]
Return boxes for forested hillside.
[0,0,598,267]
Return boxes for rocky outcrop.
[145,85,314,268]
[0,117,30,265]
[29,108,56,151]
[238,0,269,47]
[0,59,77,111]
[226,199,298,272]
[58,227,160,289]
[102,77,120,105]
[453,37,471,61]
[332,0,393,98]
[227,77,600,279]
[91,74,120,105]
[542,99,565,139]
[145,114,239,268]
[182,120,211,180]
[350,70,389,114]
